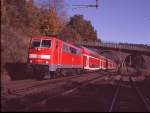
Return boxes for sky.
[34,0,150,44]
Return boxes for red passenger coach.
[28,36,83,79]
[82,47,101,70]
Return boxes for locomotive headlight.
[30,60,32,63]
[37,48,41,51]
[29,54,37,58]
[40,55,51,59]
[45,61,49,64]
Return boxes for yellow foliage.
[41,7,63,35]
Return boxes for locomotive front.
[28,36,52,79]
[28,36,51,64]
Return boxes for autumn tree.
[59,15,98,42]
[35,0,66,35]
[1,0,27,27]
[39,7,63,35]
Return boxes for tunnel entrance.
[125,55,146,69]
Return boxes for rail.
[108,76,150,112]
[130,77,150,111]
[21,73,108,111]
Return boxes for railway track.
[2,73,90,96]
[2,71,113,112]
[12,73,109,111]
[108,76,150,112]
[2,73,90,106]
[136,78,150,108]
[3,71,149,112]
[2,70,112,97]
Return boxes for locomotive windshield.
[31,39,51,48]
[31,39,41,47]
[41,40,51,48]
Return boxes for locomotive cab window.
[30,39,51,48]
[41,40,51,48]
[31,39,41,47]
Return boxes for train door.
[86,56,89,69]
[55,40,60,65]
[83,55,87,67]
[102,58,105,69]
[99,59,102,69]
[83,55,89,69]
[106,59,108,69]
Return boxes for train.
[28,35,117,79]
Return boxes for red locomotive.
[28,35,117,79]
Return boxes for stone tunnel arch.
[118,54,147,76]
[124,54,146,68]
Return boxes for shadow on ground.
[5,63,31,80]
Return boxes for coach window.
[70,47,77,54]
[63,43,69,52]
[77,49,81,55]
[62,43,66,51]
